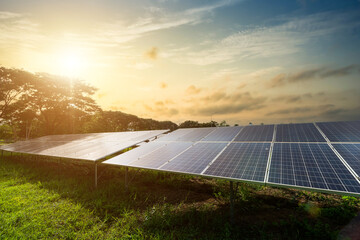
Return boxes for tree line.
[0,66,232,141]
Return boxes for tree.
[82,110,177,133]
[0,67,36,140]
[178,120,219,128]
[0,67,34,123]
[26,73,100,135]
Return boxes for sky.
[0,0,360,125]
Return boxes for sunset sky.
[1,0,360,125]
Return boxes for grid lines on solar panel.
[157,128,195,141]
[317,121,360,142]
[104,142,167,166]
[201,127,242,141]
[333,144,360,176]
[276,123,325,142]
[160,142,227,174]
[204,143,270,182]
[268,143,360,193]
[176,128,216,141]
[0,130,168,161]
[233,125,274,142]
[128,142,193,169]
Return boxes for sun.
[55,47,88,77]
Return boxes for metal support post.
[95,163,98,189]
[125,167,129,192]
[230,181,235,225]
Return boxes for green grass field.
[0,152,359,239]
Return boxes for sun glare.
[55,47,88,77]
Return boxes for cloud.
[145,47,158,60]
[0,12,42,50]
[186,91,267,115]
[266,104,335,116]
[186,85,202,95]
[267,65,360,88]
[0,11,22,19]
[144,103,179,116]
[320,65,360,78]
[287,67,324,83]
[0,1,238,57]
[169,11,360,65]
[272,95,302,103]
[267,74,286,88]
[160,82,168,89]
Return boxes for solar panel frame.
[171,128,216,142]
[203,143,271,182]
[267,143,360,195]
[233,125,274,142]
[126,142,194,169]
[160,142,228,174]
[332,143,360,177]
[275,123,326,142]
[200,126,243,142]
[0,130,169,161]
[316,121,360,142]
[156,128,195,141]
[102,141,167,166]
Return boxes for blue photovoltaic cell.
[161,142,227,174]
[268,143,360,194]
[176,128,215,142]
[333,144,360,176]
[156,128,194,141]
[204,143,270,182]
[317,121,360,142]
[234,125,274,142]
[104,142,167,165]
[201,127,242,141]
[128,142,193,169]
[276,123,325,142]
[0,130,168,161]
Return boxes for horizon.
[1,0,360,125]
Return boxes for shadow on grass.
[0,152,356,239]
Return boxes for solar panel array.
[2,120,360,196]
[104,121,360,196]
[0,130,168,161]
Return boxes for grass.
[0,152,359,239]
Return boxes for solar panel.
[268,143,360,194]
[0,130,169,161]
[160,142,227,174]
[176,128,215,141]
[127,142,193,169]
[333,144,360,176]
[233,125,274,142]
[317,121,360,142]
[201,127,243,141]
[104,142,167,166]
[157,128,195,141]
[276,123,325,142]
[204,143,270,182]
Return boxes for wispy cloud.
[169,11,360,65]
[0,11,42,50]
[0,1,238,54]
[186,90,267,115]
[267,65,360,88]
[186,85,202,95]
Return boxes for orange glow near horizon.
[0,1,359,125]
